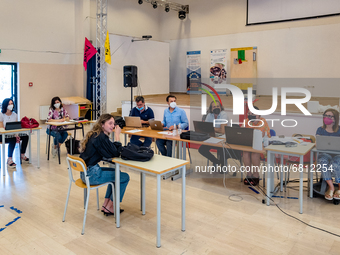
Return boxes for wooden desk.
[46,120,88,164]
[122,127,265,154]
[112,154,189,248]
[0,127,42,176]
[265,143,315,214]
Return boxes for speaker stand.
[130,86,133,112]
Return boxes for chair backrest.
[66,154,88,186]
[270,129,276,137]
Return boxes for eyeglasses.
[323,115,335,119]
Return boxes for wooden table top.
[0,127,42,134]
[112,154,189,174]
[265,143,315,156]
[121,127,265,154]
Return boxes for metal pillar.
[96,0,108,118]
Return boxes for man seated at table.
[129,96,154,147]
[156,95,188,157]
[198,100,241,167]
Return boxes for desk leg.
[309,151,313,198]
[28,131,32,164]
[156,174,161,248]
[179,141,183,160]
[37,130,40,168]
[124,134,127,146]
[172,141,176,158]
[183,142,186,160]
[57,130,61,164]
[299,155,303,214]
[47,126,52,160]
[280,154,284,192]
[182,166,186,232]
[115,164,120,228]
[2,133,6,176]
[142,173,145,215]
[266,151,273,206]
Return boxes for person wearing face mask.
[156,95,189,157]
[243,106,271,186]
[316,109,340,200]
[46,96,70,157]
[198,101,241,166]
[0,98,30,168]
[129,96,154,147]
[80,114,129,215]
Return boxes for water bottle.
[173,124,177,136]
[178,124,182,135]
[263,132,269,147]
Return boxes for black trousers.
[198,145,241,165]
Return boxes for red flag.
[83,37,97,71]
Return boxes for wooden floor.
[1,125,340,254]
[144,93,340,113]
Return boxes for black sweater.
[80,132,122,167]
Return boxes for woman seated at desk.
[198,101,241,166]
[316,108,340,200]
[0,98,29,168]
[243,106,271,186]
[80,114,130,215]
[46,96,70,157]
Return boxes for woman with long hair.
[80,114,130,215]
[46,96,70,157]
[316,108,340,200]
[0,98,29,168]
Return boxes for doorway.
[0,63,18,112]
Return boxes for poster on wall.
[186,51,201,93]
[210,49,227,86]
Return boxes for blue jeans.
[80,164,130,202]
[317,153,340,183]
[0,135,29,157]
[130,135,152,147]
[156,139,173,157]
[46,129,68,146]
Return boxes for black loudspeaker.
[123,65,138,87]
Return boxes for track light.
[165,4,170,12]
[138,0,143,4]
[152,1,157,9]
[178,10,186,20]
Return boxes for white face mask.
[54,103,61,109]
[7,104,14,111]
[170,102,176,109]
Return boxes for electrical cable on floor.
[219,141,340,238]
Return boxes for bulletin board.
[230,47,257,94]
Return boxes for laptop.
[224,126,263,150]
[193,121,215,137]
[5,121,22,130]
[316,135,340,151]
[124,116,142,128]
[149,120,164,131]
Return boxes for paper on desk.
[203,137,224,144]
[125,129,144,133]
[158,131,171,135]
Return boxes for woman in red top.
[243,106,271,186]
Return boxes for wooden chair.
[63,154,115,235]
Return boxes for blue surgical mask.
[136,106,144,111]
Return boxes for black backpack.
[121,143,154,162]
[180,131,210,141]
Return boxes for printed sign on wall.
[210,49,227,85]
[186,51,201,93]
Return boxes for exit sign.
[0,49,1,53]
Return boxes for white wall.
[106,34,169,113]
[168,23,340,96]
[0,0,88,121]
